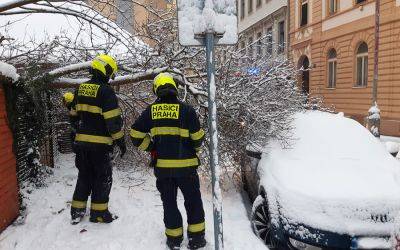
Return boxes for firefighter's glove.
[115,138,127,158]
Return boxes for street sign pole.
[205,32,224,250]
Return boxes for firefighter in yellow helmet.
[130,73,206,249]
[69,54,126,224]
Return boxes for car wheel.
[251,196,279,248]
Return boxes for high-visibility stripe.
[150,127,189,137]
[138,135,151,151]
[188,222,205,233]
[71,200,87,209]
[156,158,199,168]
[165,227,183,237]
[75,104,102,114]
[103,108,121,119]
[111,130,124,140]
[130,129,147,139]
[91,202,108,211]
[190,129,205,141]
[75,134,113,145]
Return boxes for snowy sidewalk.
[0,154,266,250]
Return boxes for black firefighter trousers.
[71,149,112,217]
[156,173,205,243]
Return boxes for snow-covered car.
[241,111,400,249]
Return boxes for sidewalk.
[0,154,266,250]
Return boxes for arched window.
[327,49,337,88]
[356,42,368,86]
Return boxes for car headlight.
[289,238,322,250]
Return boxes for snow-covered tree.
[1,1,307,181]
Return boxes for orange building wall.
[290,0,400,136]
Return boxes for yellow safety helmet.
[91,54,118,79]
[153,73,177,94]
[63,92,74,103]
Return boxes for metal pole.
[369,0,380,137]
[205,32,224,250]
[372,0,380,104]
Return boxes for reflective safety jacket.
[130,97,205,178]
[70,80,124,150]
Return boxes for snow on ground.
[0,61,19,81]
[259,111,400,237]
[0,154,266,250]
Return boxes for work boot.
[89,210,118,223]
[166,237,183,250]
[188,236,206,250]
[70,207,86,225]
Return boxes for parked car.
[241,111,400,249]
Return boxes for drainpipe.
[368,0,381,137]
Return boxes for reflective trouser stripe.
[188,222,205,233]
[75,134,113,145]
[111,130,124,140]
[150,127,189,137]
[91,202,108,211]
[190,129,205,141]
[138,135,151,151]
[75,104,102,114]
[130,129,146,139]
[156,158,199,168]
[165,227,183,237]
[71,200,87,209]
[103,108,121,119]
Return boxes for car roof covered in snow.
[260,111,400,200]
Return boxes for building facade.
[238,0,289,59]
[89,0,171,35]
[289,0,400,136]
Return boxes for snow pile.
[385,141,400,154]
[259,111,400,237]
[0,61,19,82]
[0,154,266,250]
[177,0,238,46]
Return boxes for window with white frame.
[278,21,285,53]
[248,36,254,60]
[266,27,273,55]
[248,0,253,14]
[356,42,368,87]
[240,0,245,19]
[328,0,338,15]
[256,32,262,57]
[300,0,308,27]
[327,49,337,88]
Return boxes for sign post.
[205,32,224,249]
[177,1,238,249]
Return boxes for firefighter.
[130,73,206,250]
[69,54,126,224]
